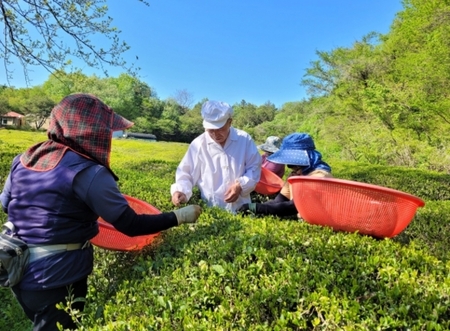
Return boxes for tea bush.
[332,162,450,201]
[0,130,449,331]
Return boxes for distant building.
[112,130,125,138]
[124,132,157,141]
[1,111,25,127]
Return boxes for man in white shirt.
[171,100,261,213]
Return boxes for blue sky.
[2,0,403,108]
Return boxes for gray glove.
[173,205,202,225]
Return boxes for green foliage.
[82,215,450,330]
[0,291,30,331]
[397,200,450,262]
[233,100,277,133]
[378,0,450,144]
[129,116,154,134]
[294,1,450,172]
[254,102,306,140]
[178,105,203,142]
[42,72,156,121]
[332,160,450,201]
[1,131,449,330]
[23,92,55,130]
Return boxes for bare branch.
[0,0,147,85]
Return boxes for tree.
[42,71,157,121]
[379,0,450,142]
[131,116,155,134]
[42,70,91,102]
[0,95,12,115]
[232,100,258,128]
[1,0,148,85]
[24,95,55,130]
[178,101,203,142]
[171,88,194,113]
[255,102,277,123]
[161,99,185,121]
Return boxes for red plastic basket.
[287,176,425,238]
[90,195,162,251]
[254,167,285,195]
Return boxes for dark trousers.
[11,277,88,331]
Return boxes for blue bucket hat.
[267,133,314,166]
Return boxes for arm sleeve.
[237,138,262,196]
[254,199,298,217]
[0,156,20,214]
[74,166,178,237]
[170,145,199,201]
[267,193,291,204]
[114,206,178,237]
[0,172,12,213]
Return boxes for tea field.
[0,130,449,330]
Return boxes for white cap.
[201,100,234,129]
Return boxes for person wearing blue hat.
[171,100,261,213]
[238,132,332,217]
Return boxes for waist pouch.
[0,222,89,287]
[0,230,30,288]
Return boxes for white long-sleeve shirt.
[170,127,261,213]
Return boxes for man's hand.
[224,181,242,203]
[172,191,187,206]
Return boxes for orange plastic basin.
[254,167,284,195]
[90,195,161,251]
[287,176,425,238]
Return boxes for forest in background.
[1,0,449,172]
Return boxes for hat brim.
[112,112,134,131]
[257,143,279,153]
[267,149,310,166]
[203,118,229,130]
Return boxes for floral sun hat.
[257,136,282,153]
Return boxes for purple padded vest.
[8,152,99,244]
[7,151,99,290]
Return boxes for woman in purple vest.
[0,93,202,331]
